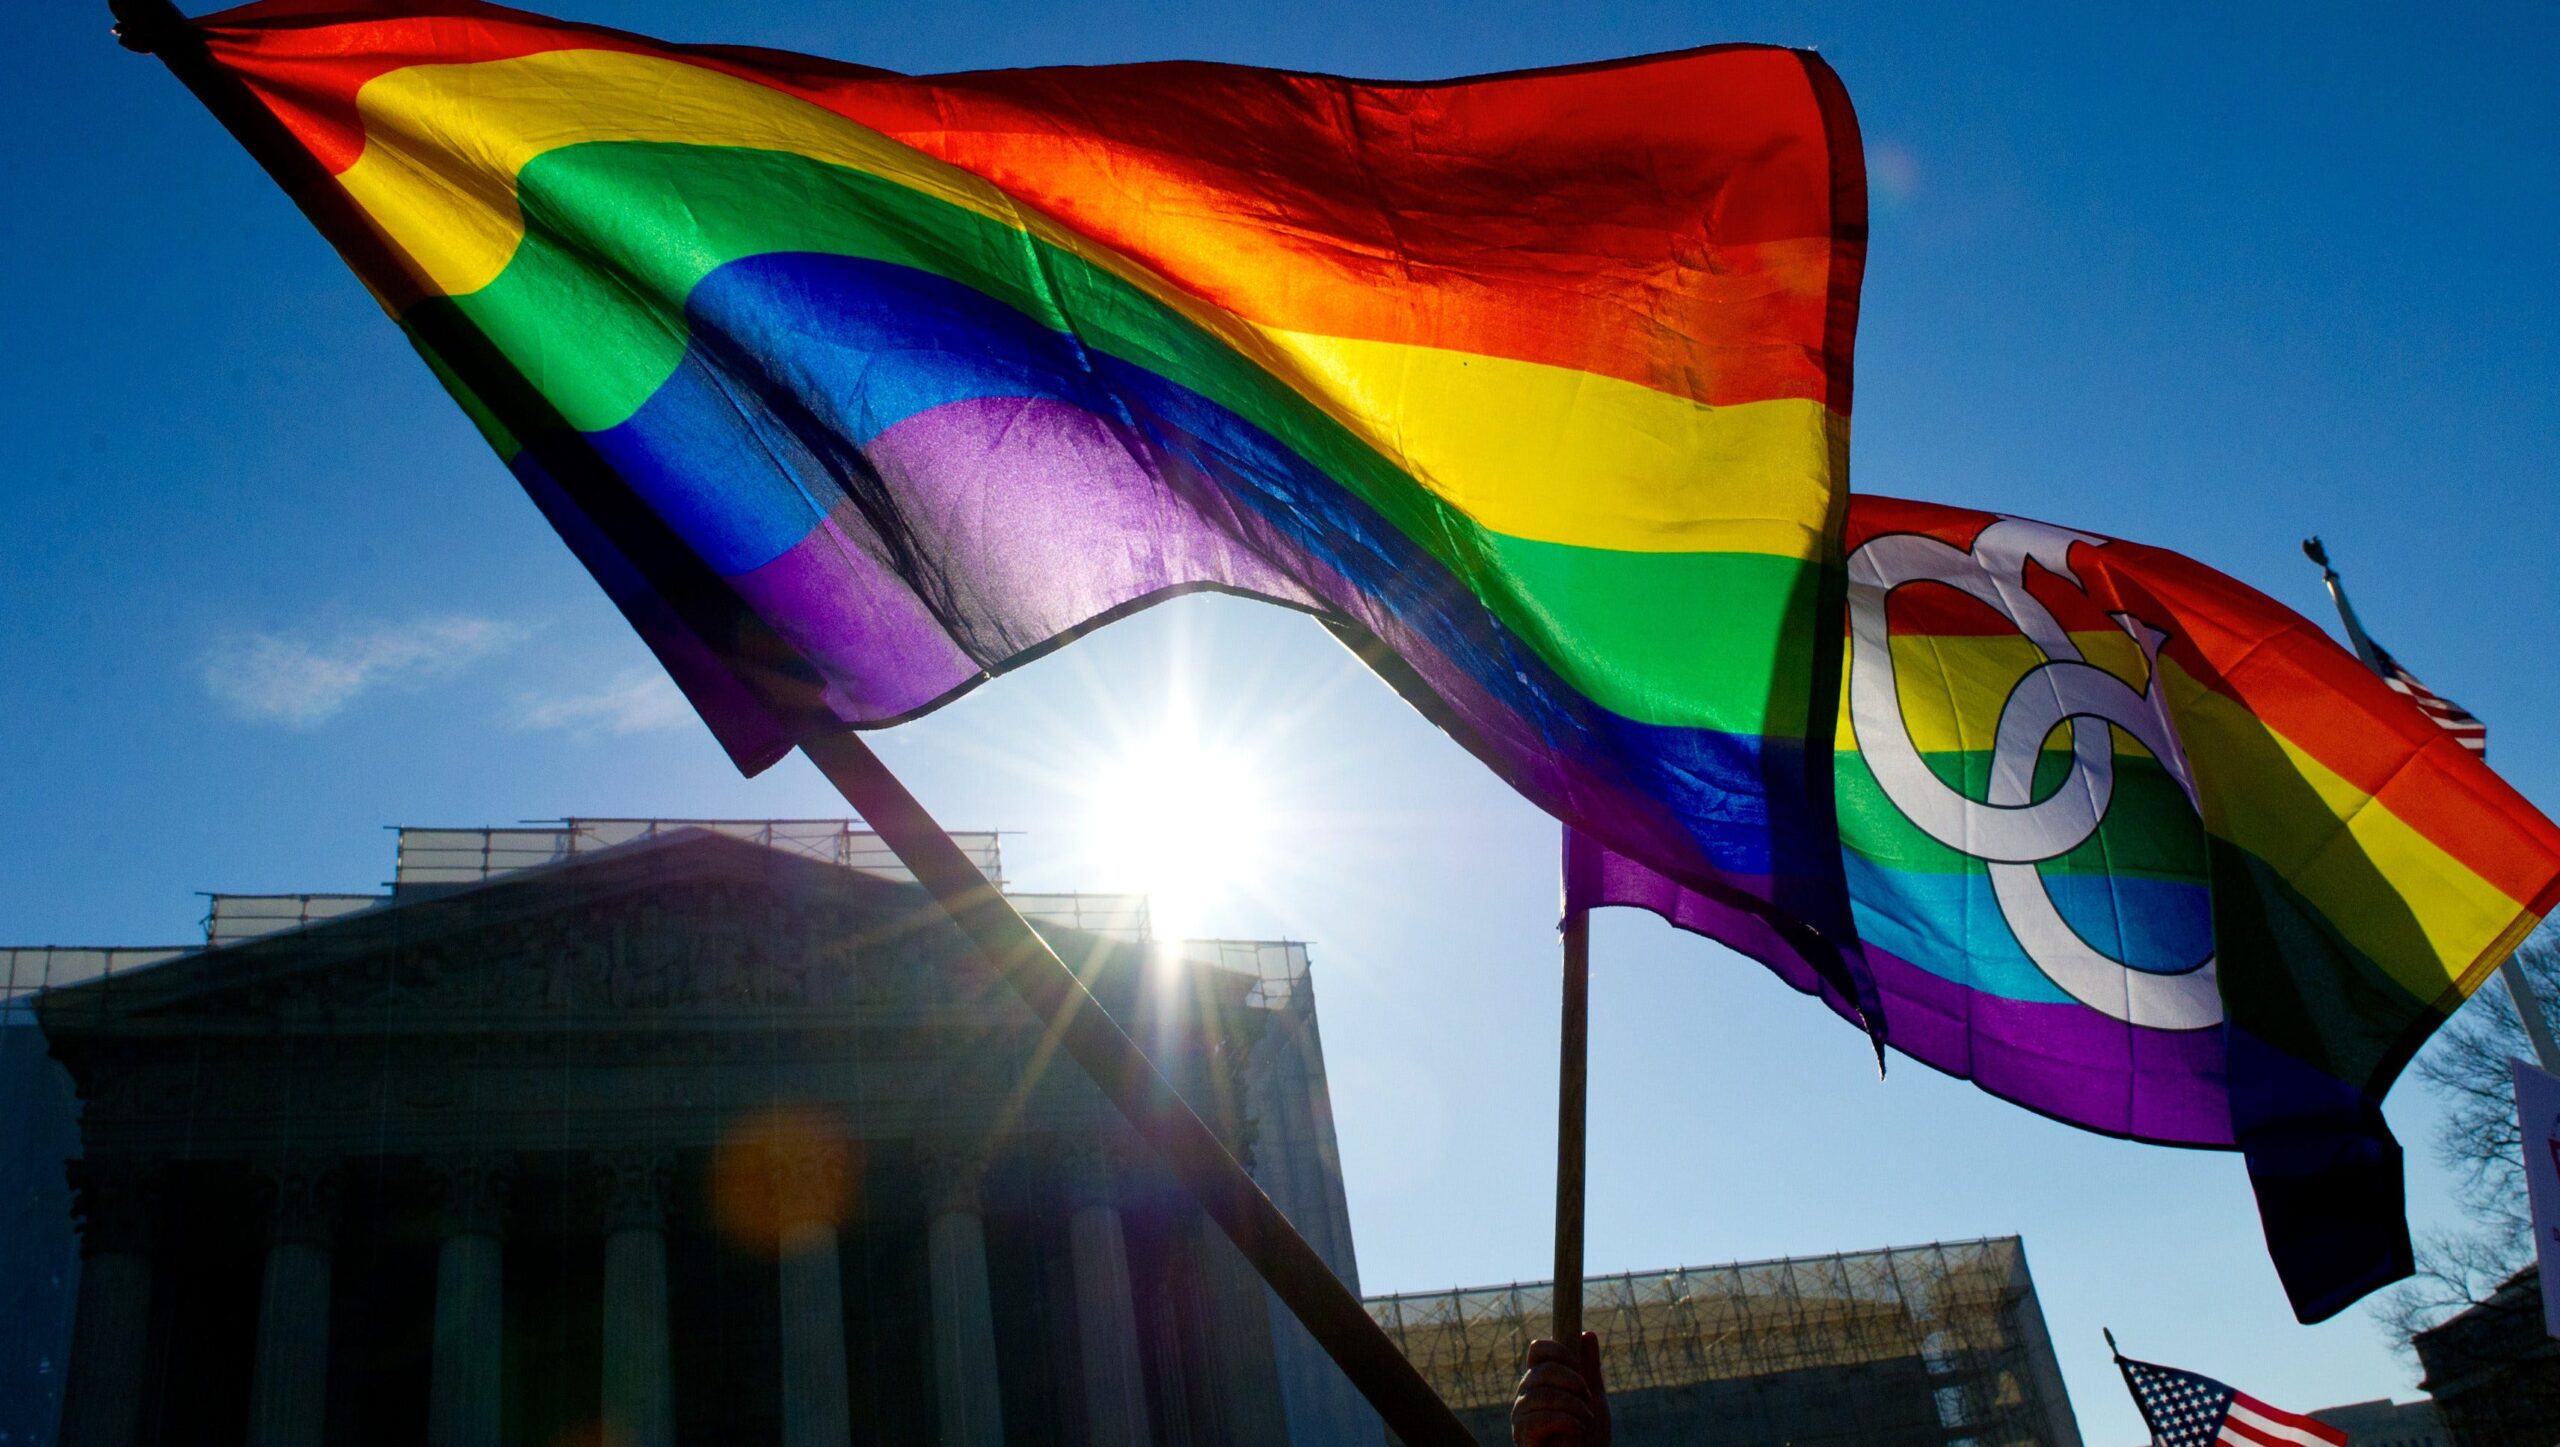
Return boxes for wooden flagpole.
[1552,905,1591,1344]
[108,4,1472,1440]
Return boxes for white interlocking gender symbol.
[1846,518,2221,1030]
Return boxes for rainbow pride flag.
[1573,495,2560,1320]
[187,0,1871,983]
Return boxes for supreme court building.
[1,820,1382,1447]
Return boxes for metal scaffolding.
[0,948,194,1011]
[1366,1237,2081,1447]
[194,820,1173,950]
[389,818,1006,887]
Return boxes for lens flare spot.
[709,1101,859,1255]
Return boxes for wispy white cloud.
[514,669,692,736]
[203,616,524,728]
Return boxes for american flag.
[2301,536,2487,758]
[2371,643,2488,757]
[2117,1353,2349,1447]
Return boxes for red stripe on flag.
[2231,1394,2349,1447]
[2219,1414,2293,1447]
[2221,1417,2344,1447]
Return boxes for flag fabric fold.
[1572,495,2560,1321]
[190,0,1873,1008]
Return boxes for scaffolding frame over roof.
[1366,1236,2083,1447]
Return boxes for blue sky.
[8,2,2559,1442]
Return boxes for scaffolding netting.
[1366,1237,2078,1447]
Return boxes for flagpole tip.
[2300,537,2330,569]
[109,0,189,54]
[2103,1327,2120,1357]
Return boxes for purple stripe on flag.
[872,395,1322,629]
[728,511,976,721]
[1859,943,2231,1147]
[730,394,1320,718]
[1570,829,2231,1147]
[1566,828,1865,1024]
[742,392,1776,911]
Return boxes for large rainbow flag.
[183,0,1871,996]
[1573,495,2560,1321]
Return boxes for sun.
[1081,710,1274,943]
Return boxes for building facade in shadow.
[2414,1265,2560,1447]
[9,820,1380,1447]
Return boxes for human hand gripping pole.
[1512,1330,1611,1447]
[105,4,1471,1440]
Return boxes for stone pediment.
[36,831,1000,1034]
[31,830,1223,1160]
[34,830,1230,1164]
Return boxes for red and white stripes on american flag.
[2219,1392,2353,1447]
[2373,645,2487,756]
[2117,1354,2350,1447]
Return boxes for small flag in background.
[2302,537,2486,756]
[2371,643,2487,756]
[2115,1347,2348,1447]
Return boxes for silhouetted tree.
[2372,935,2559,1348]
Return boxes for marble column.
[597,1149,675,1447]
[1141,1240,1197,1447]
[248,1158,339,1447]
[773,1139,853,1447]
[1182,1214,1291,1447]
[1063,1142,1151,1447]
[426,1155,510,1447]
[919,1142,1005,1447]
[57,1161,157,1447]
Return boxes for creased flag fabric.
[187,0,1871,988]
[2115,1353,2348,1447]
[1571,494,2560,1322]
